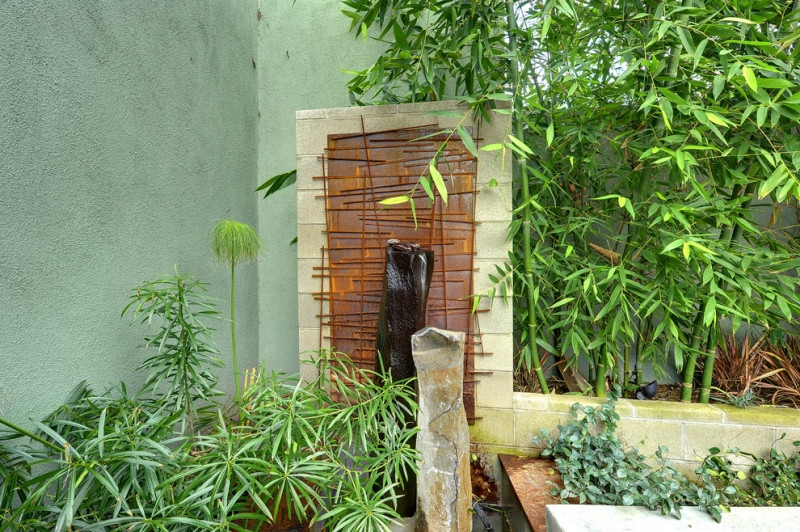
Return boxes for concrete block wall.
[473,392,800,475]
[295,101,513,384]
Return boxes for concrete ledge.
[546,504,800,532]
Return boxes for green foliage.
[0,277,418,531]
[698,437,800,507]
[210,220,263,267]
[535,394,730,521]
[210,219,263,413]
[122,268,223,431]
[345,0,800,400]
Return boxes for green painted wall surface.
[0,1,260,426]
[256,0,383,373]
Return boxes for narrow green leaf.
[712,76,725,100]
[429,164,448,205]
[743,66,758,92]
[456,126,479,158]
[703,297,716,326]
[507,134,533,155]
[546,121,554,147]
[378,195,409,206]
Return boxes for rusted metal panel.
[315,121,483,422]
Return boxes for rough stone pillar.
[411,327,472,532]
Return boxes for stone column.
[411,327,472,532]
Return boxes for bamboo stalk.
[506,0,548,393]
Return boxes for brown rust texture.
[500,455,564,532]
[317,124,482,422]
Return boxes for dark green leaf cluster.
[699,438,800,508]
[1,274,418,531]
[535,394,730,522]
[122,268,223,432]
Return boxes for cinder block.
[631,400,724,422]
[514,409,572,448]
[475,370,514,409]
[615,418,683,460]
[296,223,326,259]
[298,327,326,355]
[471,407,515,446]
[513,392,550,412]
[296,190,327,224]
[474,221,512,260]
[296,155,324,190]
[474,333,512,373]
[545,395,634,418]
[327,104,400,119]
[476,149,513,186]
[473,259,514,295]
[475,186,512,223]
[296,108,327,120]
[718,404,800,427]
[684,423,776,463]
[299,347,321,383]
[473,296,512,336]
[363,113,441,133]
[772,429,800,457]
[297,292,324,329]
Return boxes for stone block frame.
[295,101,513,422]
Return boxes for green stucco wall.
[0,1,260,425]
[256,0,383,372]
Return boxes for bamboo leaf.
[429,164,448,205]
[378,195,409,206]
[507,134,533,155]
[456,126,479,157]
[742,66,758,91]
[546,121,554,147]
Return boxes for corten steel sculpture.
[376,240,434,384]
[374,239,433,518]
[315,122,483,422]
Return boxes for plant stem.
[506,0,548,393]
[680,312,706,402]
[596,342,608,398]
[230,262,243,416]
[698,332,716,403]
[0,417,63,454]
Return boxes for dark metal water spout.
[375,239,434,518]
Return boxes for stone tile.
[470,407,514,446]
[475,370,513,409]
[631,400,724,422]
[717,404,800,427]
[545,395,634,418]
[474,333,512,373]
[615,418,683,460]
